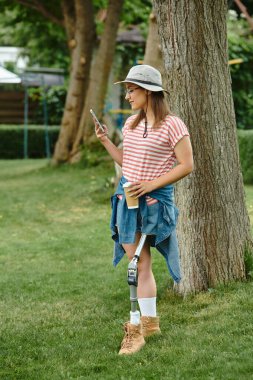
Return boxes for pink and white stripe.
[121,114,189,205]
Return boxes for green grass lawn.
[0,159,253,380]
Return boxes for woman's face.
[125,84,147,111]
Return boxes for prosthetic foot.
[118,234,148,355]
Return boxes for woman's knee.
[122,244,136,261]
[122,233,142,261]
[122,234,152,267]
[138,258,152,275]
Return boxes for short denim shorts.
[116,199,159,236]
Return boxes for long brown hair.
[129,91,170,130]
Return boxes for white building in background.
[0,66,21,83]
[0,47,28,70]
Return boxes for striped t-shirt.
[121,114,190,205]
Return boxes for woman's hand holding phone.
[94,123,108,142]
[90,109,108,143]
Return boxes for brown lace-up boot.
[118,322,145,355]
[141,316,161,337]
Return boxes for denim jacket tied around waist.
[110,176,181,283]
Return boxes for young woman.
[93,64,194,355]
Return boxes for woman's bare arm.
[95,123,123,166]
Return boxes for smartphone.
[90,109,105,132]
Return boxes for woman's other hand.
[128,181,156,198]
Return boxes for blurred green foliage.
[237,129,253,184]
[0,125,60,159]
[0,1,68,70]
[28,86,66,125]
[0,0,151,71]
[228,11,253,129]
[122,0,151,27]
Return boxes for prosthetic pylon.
[127,234,147,312]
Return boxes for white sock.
[138,297,157,317]
[130,310,140,325]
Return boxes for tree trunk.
[143,9,164,75]
[61,0,75,44]
[70,0,124,162]
[52,0,96,164]
[153,0,253,294]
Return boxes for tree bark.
[143,10,164,75]
[52,0,96,164]
[153,0,253,294]
[70,0,124,162]
[61,0,75,44]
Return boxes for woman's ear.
[146,90,151,96]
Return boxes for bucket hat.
[114,64,167,93]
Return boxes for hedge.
[0,125,60,159]
[0,125,252,184]
[237,129,253,184]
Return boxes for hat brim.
[114,79,168,93]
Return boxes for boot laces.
[121,324,136,349]
[142,320,147,329]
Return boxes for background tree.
[233,0,253,29]
[53,0,96,163]
[0,0,97,163]
[70,0,152,162]
[143,9,164,73]
[228,0,253,16]
[153,0,253,294]
[143,7,168,108]
[0,0,152,163]
[227,9,253,130]
[69,0,124,163]
[0,0,123,164]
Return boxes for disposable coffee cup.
[123,182,139,209]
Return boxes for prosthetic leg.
[119,233,160,354]
[118,234,152,355]
[127,234,147,313]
